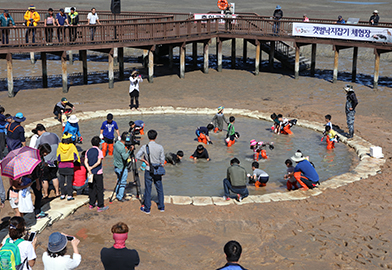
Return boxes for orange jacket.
[24,10,40,26]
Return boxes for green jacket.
[227,123,235,137]
[113,141,130,170]
[227,164,247,188]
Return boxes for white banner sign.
[292,22,392,43]
[194,13,237,24]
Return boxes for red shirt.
[73,165,87,187]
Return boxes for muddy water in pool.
[48,114,356,197]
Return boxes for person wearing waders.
[344,85,358,139]
[211,106,228,133]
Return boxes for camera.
[124,132,141,148]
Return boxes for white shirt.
[129,76,143,93]
[87,13,99,24]
[2,239,37,270]
[42,252,81,270]
[29,134,39,148]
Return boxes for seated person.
[190,144,210,161]
[284,159,299,191]
[63,115,82,143]
[73,151,88,195]
[223,158,248,202]
[129,120,145,135]
[248,161,269,187]
[324,126,338,150]
[165,150,184,165]
[291,150,319,190]
[195,124,214,144]
[53,97,74,120]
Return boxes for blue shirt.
[101,120,118,140]
[63,122,81,141]
[56,13,67,25]
[217,263,248,270]
[0,114,6,133]
[294,160,319,183]
[86,147,102,174]
[196,126,209,136]
[0,14,15,27]
[134,120,144,128]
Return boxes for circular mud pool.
[48,114,356,197]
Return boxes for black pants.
[129,91,139,109]
[300,177,316,189]
[59,173,74,196]
[31,181,42,215]
[88,174,104,208]
[45,26,53,43]
[69,26,77,42]
[0,132,5,159]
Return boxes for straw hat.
[67,115,79,124]
[291,151,306,162]
[131,70,139,76]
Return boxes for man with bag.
[136,129,165,214]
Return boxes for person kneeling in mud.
[291,150,319,190]
[165,150,184,165]
[190,144,210,161]
[248,162,269,187]
[322,125,339,150]
[211,106,228,133]
[195,124,214,144]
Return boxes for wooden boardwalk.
[1,9,392,96]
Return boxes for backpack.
[0,238,25,270]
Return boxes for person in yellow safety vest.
[68,7,79,42]
[24,4,40,43]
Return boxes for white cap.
[374,10,378,14]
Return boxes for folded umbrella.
[0,146,41,180]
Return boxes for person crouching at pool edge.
[195,124,214,145]
[223,158,249,202]
[291,150,320,190]
[190,144,210,161]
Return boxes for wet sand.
[0,63,391,268]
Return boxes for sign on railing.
[194,13,237,24]
[292,22,392,43]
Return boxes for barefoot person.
[344,84,358,139]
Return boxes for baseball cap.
[61,97,68,103]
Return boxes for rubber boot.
[261,150,268,159]
[140,127,145,135]
[102,143,108,157]
[108,143,114,156]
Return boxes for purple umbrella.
[0,146,41,180]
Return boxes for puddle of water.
[47,114,356,196]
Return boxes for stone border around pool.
[24,107,385,233]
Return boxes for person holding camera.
[136,130,165,214]
[113,132,133,202]
[42,232,81,270]
[129,71,143,111]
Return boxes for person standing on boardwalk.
[273,5,283,34]
[136,130,165,214]
[0,10,16,44]
[68,7,79,42]
[369,10,379,25]
[55,8,69,42]
[344,84,358,139]
[129,71,143,111]
[44,8,56,43]
[24,5,40,44]
[87,7,101,41]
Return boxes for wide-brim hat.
[276,5,281,9]
[131,70,139,76]
[13,112,26,122]
[68,115,79,123]
[343,84,354,92]
[374,10,378,14]
[48,232,67,253]
[250,139,257,146]
[291,152,306,162]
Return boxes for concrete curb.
[25,107,385,234]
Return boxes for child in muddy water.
[211,106,228,133]
[248,161,269,188]
[284,159,300,191]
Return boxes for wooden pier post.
[333,46,339,83]
[143,50,148,68]
[80,50,87,85]
[113,48,118,67]
[6,53,14,97]
[294,43,300,79]
[118,47,124,80]
[269,41,275,71]
[243,39,247,64]
[41,52,48,88]
[30,52,35,64]
[217,38,222,72]
[203,40,209,74]
[231,38,236,69]
[311,44,317,76]
[169,45,173,69]
[61,51,68,93]
[148,48,154,83]
[352,47,358,83]
[255,40,260,75]
[108,48,114,89]
[374,49,380,90]
[68,51,73,65]
[180,43,186,78]
[192,42,197,66]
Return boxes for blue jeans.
[223,178,249,198]
[144,170,164,212]
[114,167,128,200]
[25,27,36,43]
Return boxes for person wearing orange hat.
[24,4,40,43]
